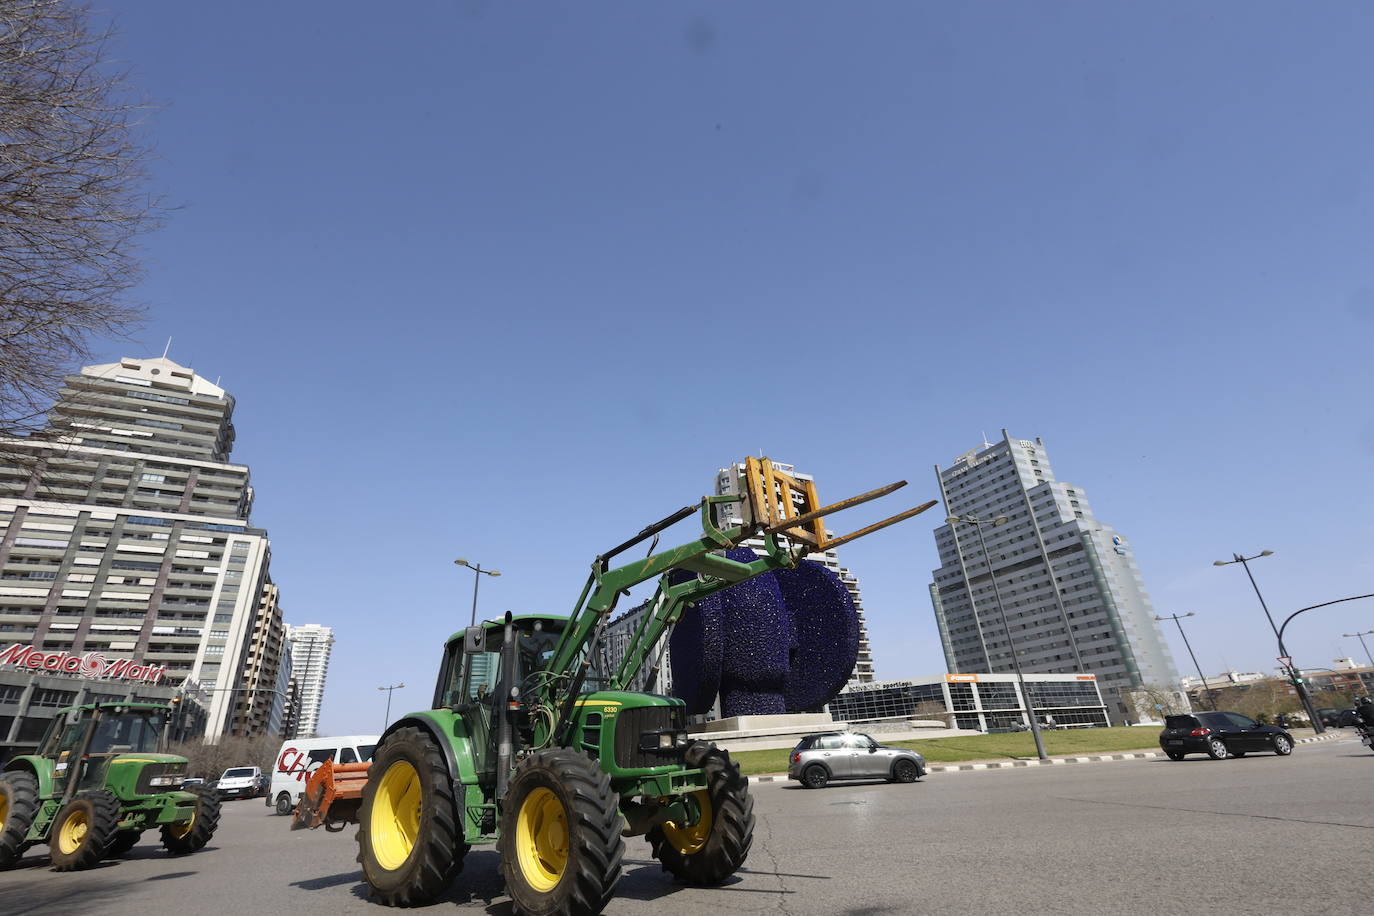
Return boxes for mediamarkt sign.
[0,643,166,684]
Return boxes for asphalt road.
[2,734,1371,916]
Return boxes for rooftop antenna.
[161,337,172,359]
[980,430,991,448]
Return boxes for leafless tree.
[1121,683,1191,722]
[0,0,157,460]
[169,734,281,783]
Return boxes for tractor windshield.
[89,710,166,754]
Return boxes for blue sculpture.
[669,548,859,718]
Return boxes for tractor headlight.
[639,729,690,754]
[148,776,184,787]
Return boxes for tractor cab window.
[463,650,500,703]
[516,627,561,685]
[45,718,87,761]
[89,710,165,754]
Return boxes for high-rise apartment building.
[230,580,289,736]
[285,623,333,738]
[928,431,1182,721]
[0,356,276,736]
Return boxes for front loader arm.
[541,458,936,724]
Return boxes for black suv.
[1159,711,1294,760]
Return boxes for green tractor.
[295,457,932,915]
[0,701,220,869]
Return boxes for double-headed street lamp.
[378,683,405,732]
[947,513,1048,761]
[1213,550,1278,637]
[1154,612,1214,711]
[1342,630,1374,670]
[455,557,501,627]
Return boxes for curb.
[747,732,1347,783]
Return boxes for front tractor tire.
[49,790,119,871]
[0,770,39,868]
[161,784,221,855]
[498,748,625,916]
[648,742,755,886]
[356,726,466,907]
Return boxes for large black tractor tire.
[161,784,221,854]
[648,741,755,886]
[49,790,120,871]
[0,771,39,869]
[105,830,143,858]
[356,726,466,907]
[498,748,625,916]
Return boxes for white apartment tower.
[285,623,333,738]
[0,357,275,736]
[929,431,1182,722]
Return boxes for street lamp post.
[1155,612,1214,711]
[1213,550,1279,638]
[1212,549,1324,728]
[1342,630,1374,670]
[455,558,501,627]
[378,683,405,732]
[948,513,1048,761]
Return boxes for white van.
[267,735,379,815]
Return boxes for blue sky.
[86,2,1374,733]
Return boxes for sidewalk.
[748,728,1346,783]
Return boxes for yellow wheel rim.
[57,808,89,855]
[0,793,8,826]
[660,790,712,856]
[167,807,196,840]
[516,787,568,892]
[371,760,421,871]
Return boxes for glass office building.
[828,672,1109,732]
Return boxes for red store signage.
[0,643,166,684]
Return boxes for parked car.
[787,731,926,788]
[1158,711,1294,760]
[217,766,265,799]
[1334,708,1364,728]
[1316,707,1345,728]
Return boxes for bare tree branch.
[0,0,157,468]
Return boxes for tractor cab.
[433,615,606,786]
[36,703,183,799]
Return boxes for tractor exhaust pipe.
[495,611,517,801]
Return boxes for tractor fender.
[4,756,54,797]
[378,714,460,784]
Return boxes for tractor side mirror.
[464,626,485,654]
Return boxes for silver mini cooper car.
[787,731,927,788]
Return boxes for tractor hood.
[99,754,191,796]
